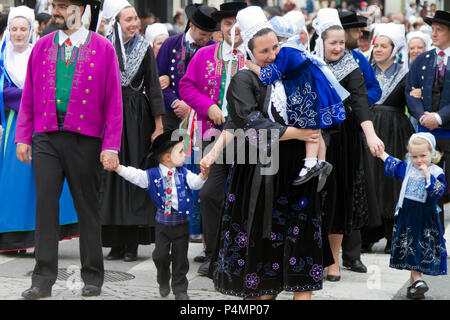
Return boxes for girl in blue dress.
[378,132,447,300]
[246,27,348,188]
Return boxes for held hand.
[200,163,211,180]
[16,143,32,165]
[173,100,191,119]
[200,149,217,171]
[366,133,385,157]
[207,104,226,126]
[101,150,119,171]
[420,112,440,131]
[159,75,170,90]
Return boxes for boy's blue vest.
[146,166,193,216]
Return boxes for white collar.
[435,46,450,61]
[185,30,195,45]
[58,26,89,47]
[222,40,245,60]
[159,163,176,177]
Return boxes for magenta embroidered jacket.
[179,43,245,139]
[15,31,123,151]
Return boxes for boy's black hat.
[148,129,184,160]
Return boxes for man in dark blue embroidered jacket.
[406,10,450,229]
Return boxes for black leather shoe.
[197,258,211,277]
[81,285,101,297]
[124,251,137,262]
[22,286,52,300]
[292,163,321,186]
[326,274,341,282]
[159,285,170,298]
[194,249,207,263]
[316,162,333,192]
[175,292,190,300]
[407,280,428,300]
[343,259,367,273]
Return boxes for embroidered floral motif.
[287,82,318,128]
[298,197,308,208]
[272,263,279,270]
[289,257,297,265]
[237,259,245,267]
[309,264,323,282]
[245,273,260,290]
[228,194,236,202]
[235,232,248,248]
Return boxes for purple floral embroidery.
[272,263,279,270]
[298,197,308,208]
[289,257,297,266]
[235,232,248,248]
[237,259,245,267]
[270,232,276,241]
[293,226,299,236]
[228,194,236,202]
[309,264,323,282]
[245,273,260,290]
[224,231,230,240]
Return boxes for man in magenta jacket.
[16,0,122,299]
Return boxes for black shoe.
[175,292,190,300]
[159,285,170,298]
[343,259,367,273]
[407,280,429,300]
[292,163,321,186]
[194,249,207,263]
[106,247,124,260]
[384,240,392,254]
[22,286,52,300]
[326,274,341,282]
[316,162,333,192]
[124,251,137,262]
[81,285,101,297]
[197,259,211,277]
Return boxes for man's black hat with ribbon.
[339,10,368,29]
[424,10,450,28]
[185,4,220,33]
[211,1,247,22]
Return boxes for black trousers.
[31,132,104,288]
[152,222,190,294]
[342,230,361,261]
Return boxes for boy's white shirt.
[117,164,206,211]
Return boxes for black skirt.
[211,140,333,298]
[100,87,156,245]
[321,109,369,235]
[361,105,414,240]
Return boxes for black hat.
[339,10,368,29]
[361,30,370,38]
[70,0,102,31]
[424,10,450,27]
[185,4,220,32]
[148,129,184,161]
[211,2,247,22]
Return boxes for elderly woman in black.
[201,6,333,300]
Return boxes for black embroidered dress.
[211,70,333,298]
